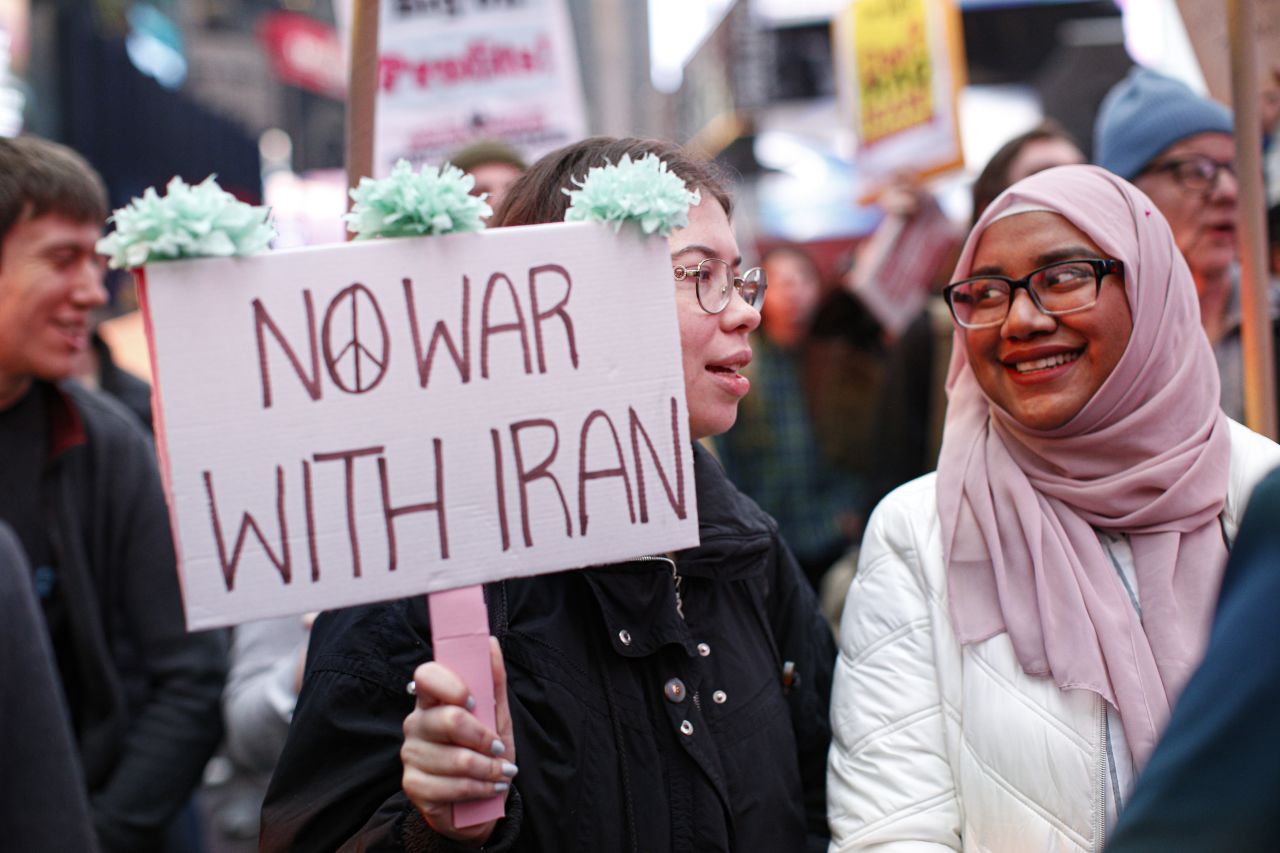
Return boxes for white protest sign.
[140,222,698,630]
[369,0,588,175]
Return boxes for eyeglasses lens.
[739,267,766,308]
[1173,157,1230,191]
[949,260,1101,327]
[696,259,733,312]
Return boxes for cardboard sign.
[1176,0,1280,108]
[364,0,588,175]
[140,222,699,630]
[832,0,967,196]
[849,195,957,337]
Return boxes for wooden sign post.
[1177,0,1279,438]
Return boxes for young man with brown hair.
[0,134,226,852]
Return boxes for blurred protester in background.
[867,122,1084,514]
[0,521,98,852]
[803,274,890,530]
[0,135,226,853]
[448,139,527,213]
[1104,465,1280,853]
[1095,66,1280,422]
[72,303,153,433]
[203,613,313,849]
[715,245,861,590]
[1270,202,1280,279]
[827,165,1280,851]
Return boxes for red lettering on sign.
[405,275,472,388]
[204,467,292,591]
[510,418,572,547]
[629,397,687,523]
[254,293,322,408]
[577,409,635,536]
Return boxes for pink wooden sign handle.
[427,584,505,828]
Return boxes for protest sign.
[359,0,588,176]
[1175,0,1280,108]
[832,0,967,196]
[139,222,698,630]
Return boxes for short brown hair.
[0,135,108,253]
[490,136,731,229]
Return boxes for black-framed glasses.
[673,258,767,314]
[944,258,1124,329]
[1142,155,1235,193]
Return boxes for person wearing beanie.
[446,139,527,214]
[1095,66,1279,421]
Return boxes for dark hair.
[0,136,108,256]
[971,120,1080,226]
[490,136,731,229]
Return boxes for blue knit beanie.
[1093,67,1233,180]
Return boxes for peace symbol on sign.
[322,283,390,394]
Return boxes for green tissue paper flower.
[345,160,492,239]
[96,175,275,270]
[562,153,701,237]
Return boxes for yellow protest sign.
[834,0,967,195]
[854,0,934,145]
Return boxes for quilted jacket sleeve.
[827,477,962,851]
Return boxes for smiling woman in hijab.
[825,164,1280,853]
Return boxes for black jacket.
[0,522,98,852]
[41,382,227,851]
[262,444,835,852]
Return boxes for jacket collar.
[675,442,775,579]
[43,381,87,460]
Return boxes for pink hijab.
[938,165,1231,768]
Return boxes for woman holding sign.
[825,165,1280,852]
[261,138,836,852]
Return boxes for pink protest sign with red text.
[138,222,698,630]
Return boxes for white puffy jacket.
[827,419,1280,853]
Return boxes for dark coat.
[262,444,835,852]
[0,521,98,852]
[41,382,227,851]
[1106,465,1280,852]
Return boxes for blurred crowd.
[4,61,1280,853]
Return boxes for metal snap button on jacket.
[697,642,711,657]
[713,690,727,704]
[679,720,694,736]
[664,677,687,703]
[618,629,632,646]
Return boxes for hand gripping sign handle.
[427,584,506,828]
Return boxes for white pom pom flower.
[345,159,492,240]
[562,153,701,237]
[96,175,275,270]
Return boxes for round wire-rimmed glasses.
[673,258,767,314]
[943,258,1124,329]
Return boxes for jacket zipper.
[637,554,683,619]
[1093,695,1107,853]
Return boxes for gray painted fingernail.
[494,782,510,793]
[489,738,506,756]
[405,681,416,696]
[501,761,518,778]
[465,695,476,712]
